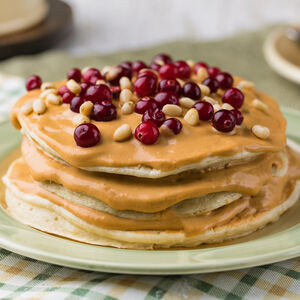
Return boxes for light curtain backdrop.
[62,0,300,54]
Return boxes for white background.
[61,0,300,54]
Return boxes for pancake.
[4,57,300,250]
[22,137,286,213]
[40,181,242,219]
[3,157,300,249]
[10,78,286,178]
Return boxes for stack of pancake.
[3,73,300,249]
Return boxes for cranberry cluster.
[132,54,244,143]
[25,53,246,148]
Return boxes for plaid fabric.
[0,249,298,300]
[0,74,299,299]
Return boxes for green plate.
[0,107,299,275]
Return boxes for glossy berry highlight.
[142,108,166,127]
[213,109,236,132]
[135,121,160,145]
[222,88,244,109]
[91,100,117,121]
[74,123,101,147]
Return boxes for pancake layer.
[4,158,300,249]
[10,78,286,178]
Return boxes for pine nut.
[162,104,182,117]
[184,108,199,126]
[203,96,218,105]
[40,88,57,100]
[179,97,195,108]
[72,114,90,126]
[33,99,46,114]
[239,80,255,89]
[199,84,210,96]
[96,79,107,85]
[252,98,268,113]
[120,76,132,90]
[252,125,270,139]
[82,66,92,74]
[80,101,93,116]
[156,60,164,66]
[67,79,81,95]
[196,67,209,81]
[106,66,120,81]
[119,89,132,104]
[101,65,112,74]
[160,124,173,136]
[213,104,221,112]
[186,60,195,68]
[121,101,135,114]
[139,68,159,77]
[222,103,234,110]
[46,93,62,105]
[176,78,185,88]
[41,82,55,91]
[21,103,33,115]
[113,124,132,142]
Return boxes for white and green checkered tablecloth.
[0,74,299,300]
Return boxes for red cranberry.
[193,101,214,121]
[62,91,75,104]
[135,97,158,114]
[149,62,161,72]
[120,61,132,70]
[208,67,221,78]
[174,61,191,79]
[194,62,209,74]
[182,82,201,100]
[26,75,42,91]
[58,85,68,96]
[154,92,179,108]
[70,96,84,112]
[231,109,243,125]
[216,72,233,90]
[213,109,236,132]
[74,123,101,147]
[79,82,91,96]
[161,118,182,135]
[158,78,181,95]
[107,65,132,86]
[132,61,147,74]
[159,63,179,79]
[91,100,117,121]
[202,77,219,93]
[134,75,157,97]
[85,84,112,103]
[135,121,160,145]
[110,86,121,97]
[142,108,165,127]
[152,53,172,65]
[67,68,81,82]
[222,88,244,109]
[82,68,102,84]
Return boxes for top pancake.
[11,78,286,178]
